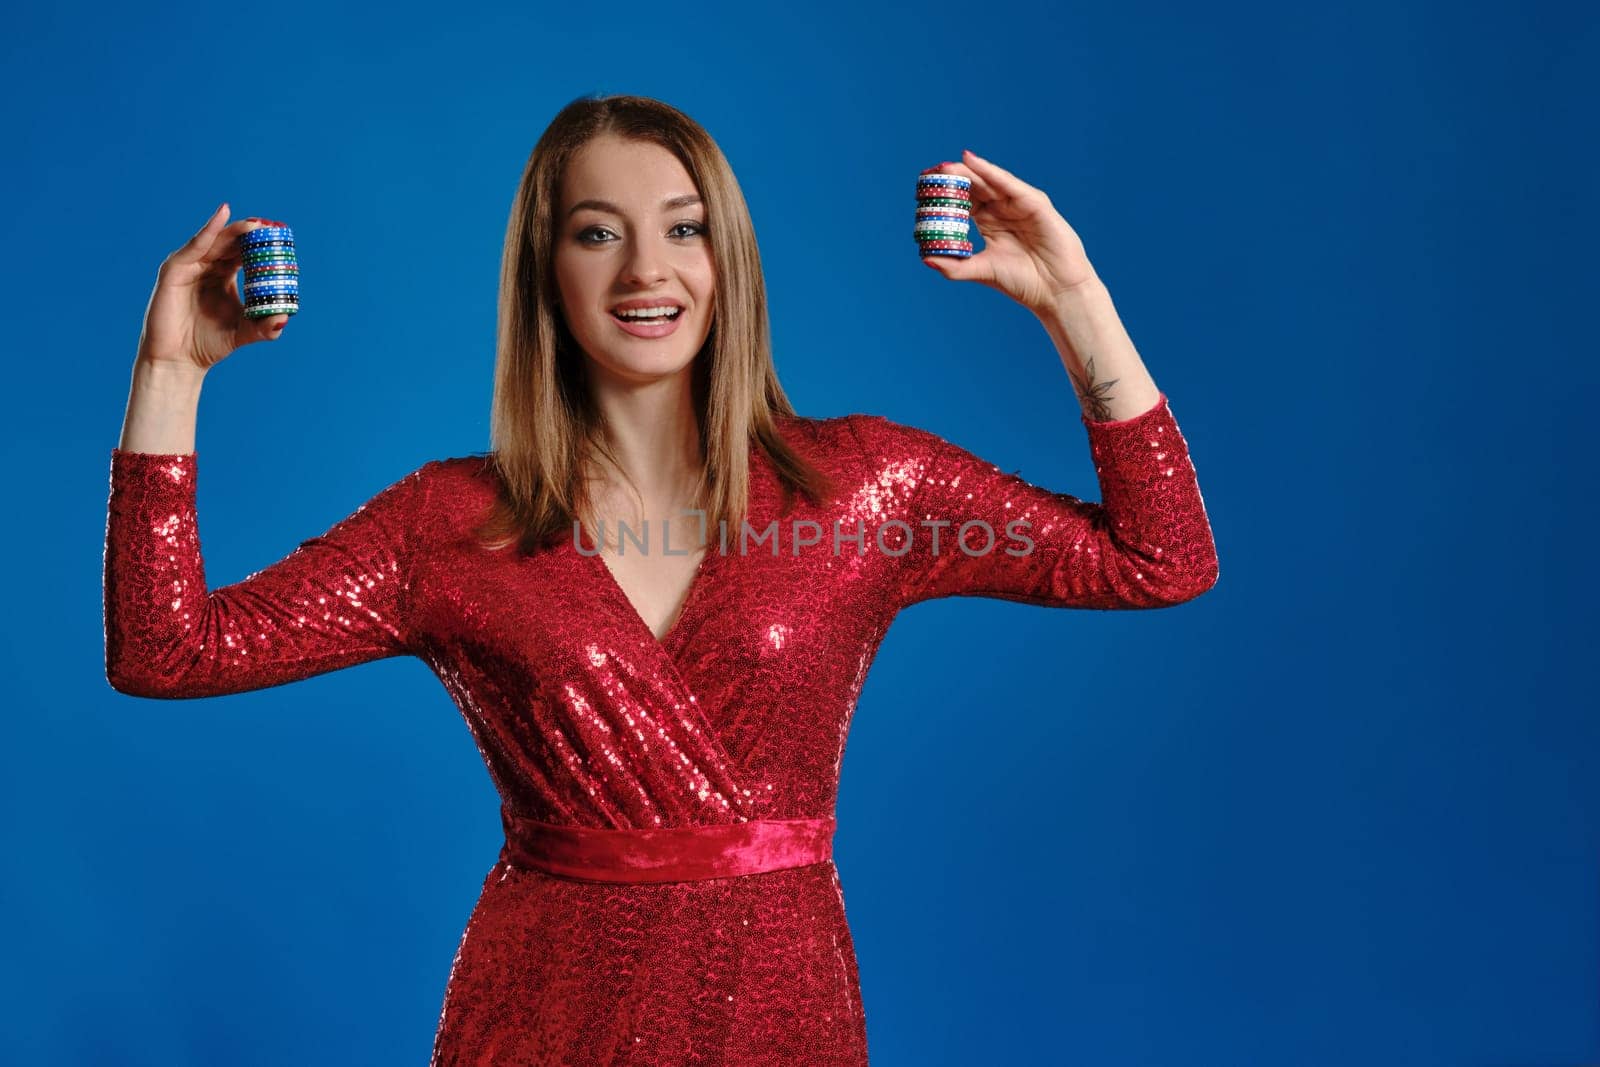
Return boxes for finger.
[921,251,986,283]
[926,159,1001,207]
[201,217,277,268]
[242,311,290,345]
[169,203,231,267]
[962,150,1043,203]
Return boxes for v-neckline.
[578,527,721,654]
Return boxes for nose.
[619,231,670,287]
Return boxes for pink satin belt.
[498,805,837,884]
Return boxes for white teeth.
[613,306,681,319]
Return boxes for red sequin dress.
[103,394,1218,1065]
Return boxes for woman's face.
[554,134,716,388]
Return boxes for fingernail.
[245,217,261,222]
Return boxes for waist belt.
[498,805,836,884]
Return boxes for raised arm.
[104,204,437,698]
[894,152,1221,611]
[103,451,435,698]
[853,394,1219,612]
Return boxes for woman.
[105,94,1219,1064]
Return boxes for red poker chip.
[917,240,975,250]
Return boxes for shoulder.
[773,410,930,454]
[414,454,493,481]
[413,454,500,504]
[772,412,963,496]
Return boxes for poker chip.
[914,168,978,263]
[237,220,299,318]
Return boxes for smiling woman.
[103,91,1219,1065]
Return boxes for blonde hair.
[472,93,835,556]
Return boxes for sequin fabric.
[102,392,1218,1065]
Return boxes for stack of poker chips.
[914,167,974,258]
[238,221,299,319]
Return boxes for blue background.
[4,1,1596,1063]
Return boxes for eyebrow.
[566,194,704,220]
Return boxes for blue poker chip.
[921,248,974,258]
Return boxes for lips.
[611,307,685,338]
[609,307,683,322]
[610,298,685,313]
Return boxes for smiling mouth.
[610,308,684,323]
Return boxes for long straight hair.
[471,94,836,556]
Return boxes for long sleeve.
[850,392,1219,612]
[103,450,436,698]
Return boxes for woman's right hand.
[136,203,291,374]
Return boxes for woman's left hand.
[921,149,1100,316]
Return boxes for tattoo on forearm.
[1069,356,1119,421]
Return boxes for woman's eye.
[576,222,705,245]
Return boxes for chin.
[582,320,710,382]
